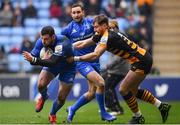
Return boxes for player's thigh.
[120,70,146,95]
[77,62,103,86]
[58,81,73,100]
[86,71,104,87]
[38,69,55,86]
[58,67,75,100]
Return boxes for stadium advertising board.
[0,77,30,100]
[31,75,180,101]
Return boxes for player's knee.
[96,77,105,87]
[38,78,48,90]
[57,95,66,104]
[119,84,128,95]
[86,91,95,100]
[38,83,46,91]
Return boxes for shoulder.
[68,21,77,27]
[62,21,74,31]
[84,17,93,24]
[92,32,102,43]
[34,38,43,47]
[56,35,70,43]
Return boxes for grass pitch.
[0,100,179,124]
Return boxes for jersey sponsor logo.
[73,33,93,41]
[72,29,77,34]
[55,45,62,54]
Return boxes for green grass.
[0,100,179,124]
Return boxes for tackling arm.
[73,37,96,49]
[74,44,106,62]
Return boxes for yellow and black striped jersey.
[92,30,146,64]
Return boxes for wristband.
[74,56,80,61]
[32,57,37,64]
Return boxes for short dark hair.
[41,26,55,36]
[71,3,84,10]
[93,14,109,25]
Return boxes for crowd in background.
[0,0,158,74]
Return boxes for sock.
[40,87,48,100]
[154,99,161,108]
[50,99,64,115]
[96,93,106,114]
[123,92,141,117]
[136,89,161,108]
[71,94,91,111]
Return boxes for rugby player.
[23,26,76,124]
[61,4,116,123]
[70,14,171,124]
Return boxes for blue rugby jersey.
[61,18,99,63]
[31,35,74,68]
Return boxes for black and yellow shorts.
[131,52,153,75]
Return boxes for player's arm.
[31,38,43,57]
[23,51,62,67]
[74,44,106,62]
[73,37,96,49]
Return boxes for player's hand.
[66,56,74,63]
[22,51,33,62]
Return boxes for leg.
[67,71,116,122]
[87,71,116,121]
[136,89,171,123]
[67,80,96,123]
[49,67,75,124]
[67,62,116,122]
[119,70,146,124]
[49,82,73,124]
[104,73,124,115]
[70,80,96,112]
[36,70,55,112]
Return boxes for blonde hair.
[109,20,119,31]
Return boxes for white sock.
[133,110,142,117]
[154,99,161,108]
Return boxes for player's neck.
[77,18,84,24]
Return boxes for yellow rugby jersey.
[92,30,146,64]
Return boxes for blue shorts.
[76,61,100,78]
[42,65,76,84]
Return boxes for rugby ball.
[40,47,53,59]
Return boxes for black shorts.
[131,52,153,74]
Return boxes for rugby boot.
[101,112,117,122]
[159,103,171,123]
[48,114,57,124]
[128,115,145,124]
[35,95,49,112]
[66,106,75,123]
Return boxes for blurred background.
[0,0,180,104]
